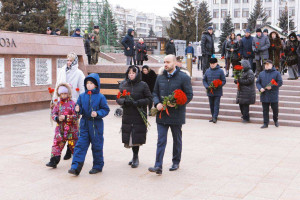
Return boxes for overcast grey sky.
[109,0,179,17]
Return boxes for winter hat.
[58,86,69,95]
[245,29,251,33]
[85,77,98,87]
[94,25,99,29]
[209,58,218,64]
[207,26,213,30]
[142,65,149,70]
[256,28,262,33]
[237,33,242,37]
[55,28,60,33]
[264,60,273,64]
[263,29,268,33]
[75,28,81,32]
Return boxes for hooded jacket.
[256,67,283,103]
[268,31,282,67]
[236,60,256,105]
[116,67,152,145]
[121,29,135,56]
[284,32,299,66]
[201,31,215,56]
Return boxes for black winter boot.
[46,156,61,168]
[131,153,139,168]
[68,162,84,176]
[63,145,72,160]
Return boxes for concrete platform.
[1,105,300,199]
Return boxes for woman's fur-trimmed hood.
[158,66,190,77]
[56,82,72,99]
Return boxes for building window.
[289,7,295,16]
[213,0,219,3]
[221,0,228,4]
[265,0,272,2]
[234,23,241,29]
[221,9,227,18]
[235,0,241,3]
[242,23,248,29]
[243,0,249,3]
[213,23,219,30]
[265,8,272,17]
[242,8,249,17]
[234,9,240,17]
[213,9,219,18]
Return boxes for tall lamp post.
[194,0,200,42]
[67,1,72,36]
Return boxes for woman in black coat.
[136,38,147,65]
[141,65,157,114]
[226,33,240,77]
[235,60,256,123]
[116,66,152,168]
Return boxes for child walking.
[69,73,110,175]
[46,83,79,168]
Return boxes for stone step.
[187,102,300,115]
[192,85,300,92]
[193,92,300,102]
[190,96,300,108]
[186,113,300,127]
[186,107,300,121]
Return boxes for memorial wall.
[0,31,86,114]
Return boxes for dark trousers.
[225,58,239,74]
[137,61,143,65]
[198,56,202,70]
[255,59,264,77]
[239,104,250,120]
[202,55,211,75]
[262,102,279,124]
[208,96,221,119]
[155,123,182,169]
[87,55,91,65]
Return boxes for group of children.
[46,73,110,175]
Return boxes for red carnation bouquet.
[233,65,244,90]
[207,79,222,94]
[260,79,278,94]
[151,89,188,119]
[48,87,55,125]
[117,90,150,128]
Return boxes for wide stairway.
[186,77,300,127]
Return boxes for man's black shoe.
[68,168,79,176]
[148,167,162,175]
[275,122,279,127]
[89,168,102,174]
[212,118,217,123]
[242,119,250,123]
[169,164,179,171]
[209,119,213,122]
[261,124,268,129]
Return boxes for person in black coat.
[165,38,176,55]
[116,66,152,168]
[225,33,240,77]
[203,58,226,123]
[141,65,157,114]
[84,33,92,65]
[136,38,147,65]
[201,27,215,75]
[148,55,193,175]
[121,28,136,65]
[256,60,283,128]
[234,60,256,123]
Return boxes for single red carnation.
[271,79,278,86]
[231,41,234,44]
[234,65,243,71]
[117,92,121,99]
[127,92,131,96]
[291,48,294,52]
[122,90,127,96]
[256,42,260,45]
[54,99,58,102]
[76,88,80,92]
[247,52,251,55]
[88,91,92,95]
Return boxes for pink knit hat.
[58,86,69,94]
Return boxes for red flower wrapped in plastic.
[76,88,80,92]
[271,44,275,47]
[256,42,260,45]
[291,48,295,52]
[173,89,187,106]
[207,79,222,94]
[270,79,278,86]
[238,53,241,57]
[88,91,92,95]
[117,92,121,99]
[122,89,127,96]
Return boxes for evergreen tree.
[247,0,268,31]
[167,0,196,44]
[99,0,118,46]
[148,26,156,37]
[218,13,234,51]
[278,4,295,35]
[0,0,67,34]
[88,20,95,33]
[197,1,212,41]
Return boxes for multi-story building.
[200,0,300,37]
[112,5,169,38]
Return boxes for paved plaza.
[1,105,300,200]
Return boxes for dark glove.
[124,99,133,106]
[132,101,138,107]
[234,79,238,84]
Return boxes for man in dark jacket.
[203,58,226,123]
[240,29,254,71]
[90,25,100,65]
[148,55,193,175]
[201,27,215,75]
[84,32,92,65]
[252,28,270,77]
[54,28,61,36]
[122,28,136,65]
[141,65,157,114]
[235,60,256,123]
[165,39,176,55]
[71,28,82,37]
[256,60,283,128]
[185,42,195,57]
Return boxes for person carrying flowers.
[116,66,152,169]
[148,55,193,175]
[256,60,283,128]
[203,58,226,123]
[284,32,299,80]
[234,60,256,123]
[225,33,240,77]
[68,73,110,175]
[46,83,79,169]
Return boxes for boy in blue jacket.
[68,73,110,175]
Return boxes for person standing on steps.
[234,60,256,123]
[284,32,299,80]
[256,60,283,129]
[122,28,136,66]
[90,25,100,65]
[116,66,152,168]
[148,55,193,175]
[202,58,226,124]
[225,33,240,77]
[136,38,147,66]
[201,26,215,75]
[240,29,254,71]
